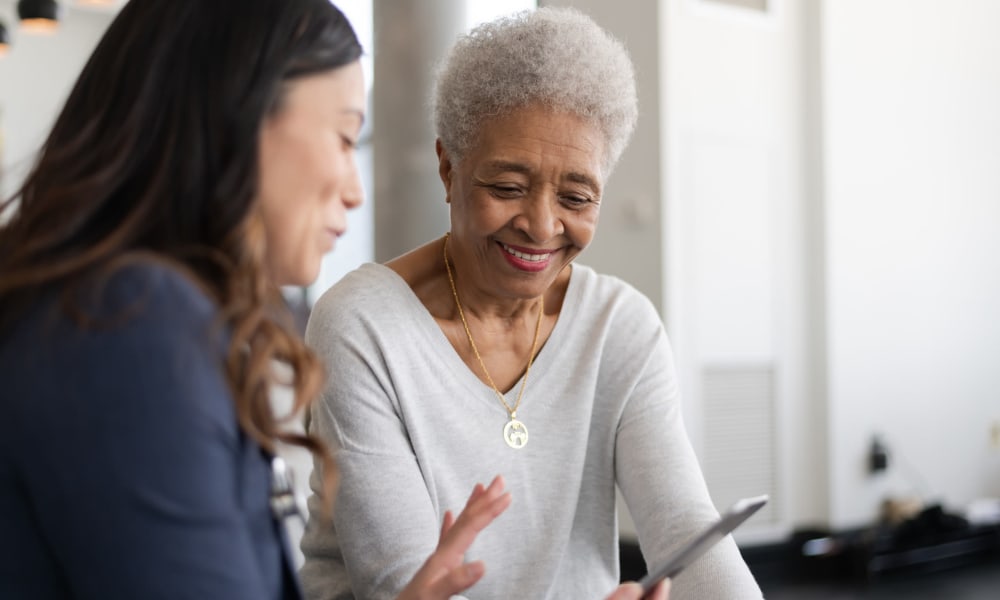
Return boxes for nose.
[341,153,364,210]
[513,192,563,242]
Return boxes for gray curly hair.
[432,7,638,178]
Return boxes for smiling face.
[439,105,606,302]
[256,60,366,287]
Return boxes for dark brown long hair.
[0,0,362,508]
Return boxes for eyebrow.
[484,160,601,192]
[565,171,601,193]
[484,160,531,175]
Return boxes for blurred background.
[2,0,998,593]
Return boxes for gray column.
[372,0,466,262]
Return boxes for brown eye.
[491,185,522,199]
[561,195,591,208]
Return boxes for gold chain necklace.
[443,233,543,449]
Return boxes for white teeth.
[501,242,548,262]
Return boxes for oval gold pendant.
[503,418,529,449]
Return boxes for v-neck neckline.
[367,262,582,414]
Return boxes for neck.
[442,235,544,324]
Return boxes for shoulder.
[91,259,228,379]
[4,259,236,450]
[98,260,218,323]
[564,264,668,371]
[4,260,221,356]
[570,263,661,327]
[66,261,225,366]
[307,263,412,338]
[57,260,226,381]
[313,263,403,310]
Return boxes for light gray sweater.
[300,263,762,600]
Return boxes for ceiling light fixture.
[18,0,61,34]
[0,20,11,57]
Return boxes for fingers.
[421,560,487,599]
[605,582,643,600]
[438,510,455,541]
[461,476,505,516]
[400,476,511,600]
[466,482,486,503]
[433,480,490,549]
[604,579,671,600]
[437,476,511,557]
[648,579,671,600]
[398,559,486,600]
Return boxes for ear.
[436,139,453,203]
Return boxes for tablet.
[637,495,768,593]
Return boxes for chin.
[271,263,319,289]
[291,270,319,288]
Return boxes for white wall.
[822,0,1000,528]
[0,4,115,198]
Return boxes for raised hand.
[396,475,512,600]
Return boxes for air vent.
[702,0,768,12]
[701,364,778,525]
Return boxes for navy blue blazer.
[0,264,302,599]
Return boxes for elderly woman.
[301,7,760,600]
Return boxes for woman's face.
[257,60,365,287]
[440,105,605,301]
